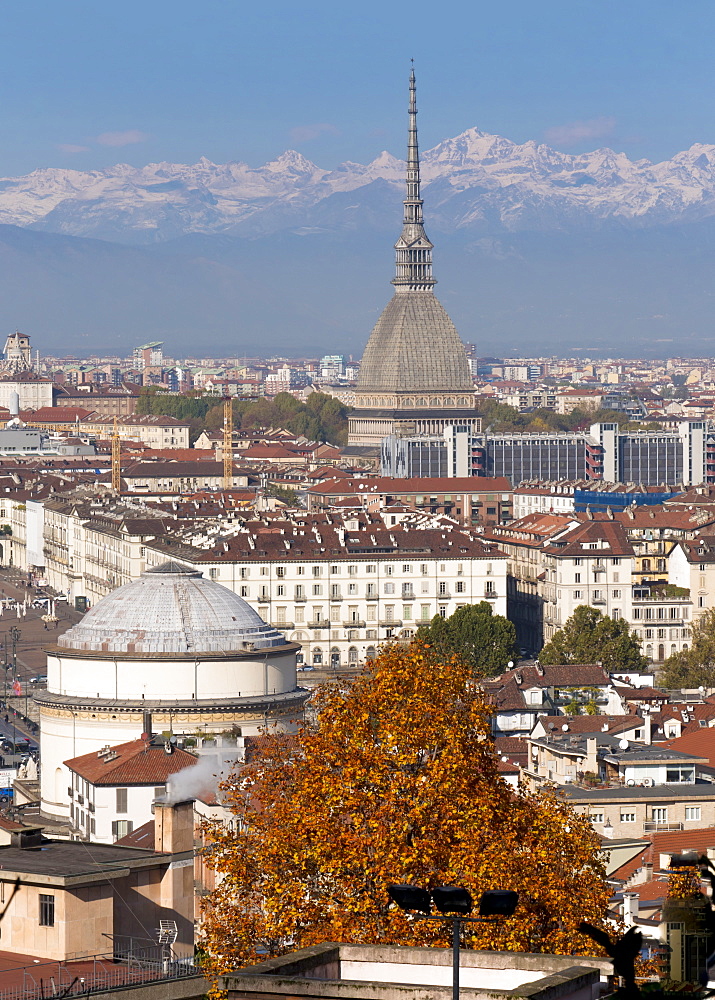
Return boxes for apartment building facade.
[487,511,695,660]
[141,511,508,668]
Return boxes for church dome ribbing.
[57,561,287,655]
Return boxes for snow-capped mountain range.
[4,128,715,243]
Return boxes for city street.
[0,568,84,748]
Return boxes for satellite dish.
[562,724,569,732]
[501,755,508,762]
[507,660,514,668]
[548,722,556,730]
[619,738,629,750]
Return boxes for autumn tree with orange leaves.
[200,642,610,975]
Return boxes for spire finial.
[392,64,436,292]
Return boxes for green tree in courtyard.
[416,601,519,677]
[660,608,715,689]
[539,605,647,673]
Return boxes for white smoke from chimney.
[164,741,243,804]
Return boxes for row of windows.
[279,605,433,624]
[633,628,690,640]
[236,562,485,579]
[248,581,473,599]
[572,590,621,601]
[633,607,688,620]
[589,806,701,824]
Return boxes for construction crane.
[111,416,121,493]
[222,396,233,491]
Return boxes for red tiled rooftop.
[64,738,197,785]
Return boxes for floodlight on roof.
[387,883,432,914]
[479,890,519,918]
[432,885,473,915]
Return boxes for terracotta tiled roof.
[543,519,635,557]
[610,827,715,882]
[0,816,32,832]
[662,728,715,767]
[27,407,95,422]
[308,476,512,497]
[240,445,302,459]
[652,702,715,737]
[490,662,611,690]
[115,820,155,850]
[537,714,643,735]
[64,738,197,785]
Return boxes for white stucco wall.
[47,651,296,702]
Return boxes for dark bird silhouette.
[579,922,642,998]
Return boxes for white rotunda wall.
[47,651,296,701]
[39,562,305,824]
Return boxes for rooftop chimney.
[622,892,639,928]
[154,799,193,855]
[142,711,152,740]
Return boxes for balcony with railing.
[308,619,331,629]
[342,619,366,628]
[643,821,683,833]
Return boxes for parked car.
[28,674,47,685]
[54,594,68,602]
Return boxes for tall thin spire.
[392,65,436,292]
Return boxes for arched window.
[366,645,376,661]
[348,646,358,664]
[658,643,665,661]
[645,644,653,660]
[330,647,340,669]
[313,647,323,666]
[671,644,677,655]
[55,767,64,803]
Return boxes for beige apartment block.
[0,800,194,962]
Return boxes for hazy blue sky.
[1,0,714,175]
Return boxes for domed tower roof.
[356,68,472,395]
[58,561,288,655]
[357,293,472,392]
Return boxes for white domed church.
[37,562,307,821]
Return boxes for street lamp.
[387,884,518,1000]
